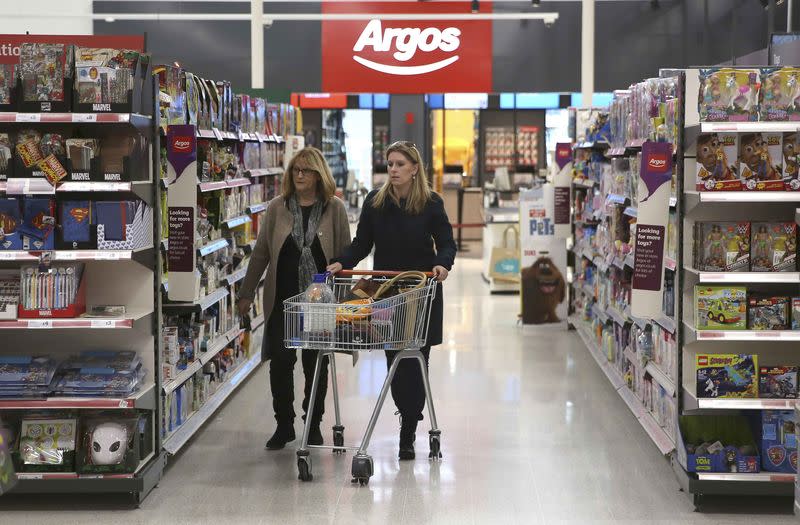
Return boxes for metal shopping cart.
[283,270,442,485]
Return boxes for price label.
[0,252,16,260]
[238,130,245,142]
[119,399,131,408]
[29,319,53,329]
[91,319,115,328]
[212,128,224,141]
[15,113,40,123]
[96,251,121,260]
[256,133,265,143]
[72,113,97,123]
[57,251,78,260]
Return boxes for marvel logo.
[172,137,193,153]
[352,19,461,75]
[92,103,111,112]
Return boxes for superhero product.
[760,67,800,121]
[0,133,11,179]
[698,68,760,122]
[739,133,784,191]
[748,296,791,330]
[751,222,797,272]
[693,222,750,272]
[0,64,14,106]
[696,354,758,398]
[18,197,55,251]
[59,200,93,245]
[761,410,797,473]
[782,131,800,190]
[74,47,139,106]
[18,43,72,108]
[695,286,747,330]
[793,298,800,329]
[695,133,740,191]
[0,198,22,250]
[759,367,798,398]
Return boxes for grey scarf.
[288,195,324,292]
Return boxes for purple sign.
[639,141,673,203]
[632,224,665,291]
[167,125,197,180]
[555,143,572,170]
[168,206,194,272]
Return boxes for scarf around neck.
[288,195,324,292]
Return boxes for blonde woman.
[328,141,456,460]
[237,147,351,450]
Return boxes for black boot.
[303,414,323,446]
[398,413,418,460]
[265,420,295,450]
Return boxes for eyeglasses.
[293,167,319,177]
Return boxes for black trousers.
[385,345,431,421]
[267,312,329,424]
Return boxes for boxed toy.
[739,133,784,191]
[74,48,140,110]
[759,366,798,398]
[761,410,797,473]
[17,418,77,472]
[695,133,740,191]
[679,415,760,473]
[751,222,797,272]
[0,133,11,180]
[76,414,146,474]
[696,354,758,398]
[18,197,56,251]
[693,222,750,272]
[782,131,800,190]
[748,296,791,330]
[793,298,800,329]
[760,67,800,121]
[695,286,747,330]
[698,68,760,122]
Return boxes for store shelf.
[247,202,267,214]
[225,177,251,188]
[572,319,625,390]
[222,215,251,229]
[645,362,676,397]
[162,326,244,395]
[683,322,800,343]
[0,179,148,195]
[163,286,229,312]
[223,267,247,286]
[696,472,795,483]
[592,303,609,324]
[163,352,261,455]
[699,121,800,133]
[605,193,627,206]
[0,308,152,329]
[624,345,639,364]
[0,246,151,262]
[198,180,228,192]
[686,190,800,203]
[623,306,649,329]
[640,411,676,455]
[198,238,229,257]
[623,253,635,269]
[608,306,629,326]
[574,141,610,150]
[0,112,152,125]
[653,315,677,334]
[683,387,797,411]
[612,256,626,270]
[0,383,155,410]
[684,267,800,284]
[251,313,265,330]
[572,178,596,189]
[247,167,283,178]
[623,206,638,218]
[625,138,646,149]
[665,257,677,271]
[671,456,794,498]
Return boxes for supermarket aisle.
[1,258,795,524]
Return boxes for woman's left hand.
[432,265,449,282]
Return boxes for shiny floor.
[2,258,796,524]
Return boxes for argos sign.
[322,2,492,93]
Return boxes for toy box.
[76,414,146,474]
[698,68,760,122]
[782,131,800,190]
[696,354,757,399]
[761,410,797,473]
[695,286,747,330]
[751,222,797,272]
[748,296,791,330]
[693,222,750,272]
[759,366,798,398]
[760,67,800,121]
[696,133,740,191]
[16,418,77,472]
[793,298,800,329]
[678,415,760,473]
[740,133,785,191]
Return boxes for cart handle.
[336,270,434,278]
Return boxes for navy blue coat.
[334,190,457,346]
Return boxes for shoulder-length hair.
[282,146,336,202]
[372,141,432,215]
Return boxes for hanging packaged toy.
[760,67,800,121]
[695,133,740,191]
[739,133,784,191]
[698,68,760,122]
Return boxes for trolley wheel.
[351,454,373,485]
[297,455,313,482]
[333,425,345,454]
[429,430,442,460]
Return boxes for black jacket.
[335,190,457,346]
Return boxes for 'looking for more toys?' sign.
[321,1,493,93]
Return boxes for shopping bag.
[489,225,521,282]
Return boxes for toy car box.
[759,366,799,399]
[677,415,760,473]
[748,296,791,330]
[695,286,747,330]
[761,410,797,473]
[696,354,758,399]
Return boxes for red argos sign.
[322,2,493,93]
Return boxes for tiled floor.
[1,258,796,524]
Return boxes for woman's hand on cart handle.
[326,262,343,274]
[432,266,449,282]
[237,298,253,317]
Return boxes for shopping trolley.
[283,270,442,485]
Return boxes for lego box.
[792,298,800,330]
[696,354,758,399]
[748,296,791,330]
[740,133,785,191]
[694,222,750,272]
[695,286,747,330]
[759,366,798,399]
[761,410,797,473]
[751,222,797,272]
[696,133,740,191]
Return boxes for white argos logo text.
[352,19,461,75]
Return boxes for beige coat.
[238,195,351,318]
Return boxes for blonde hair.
[372,141,432,215]
[282,146,336,202]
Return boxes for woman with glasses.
[327,141,456,460]
[237,147,351,450]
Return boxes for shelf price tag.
[118,399,132,408]
[72,113,97,123]
[91,319,116,328]
[256,133,264,143]
[212,128,223,141]
[0,252,16,260]
[95,251,121,260]
[15,113,40,123]
[57,251,78,260]
[29,320,53,329]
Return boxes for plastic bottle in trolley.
[302,273,335,347]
